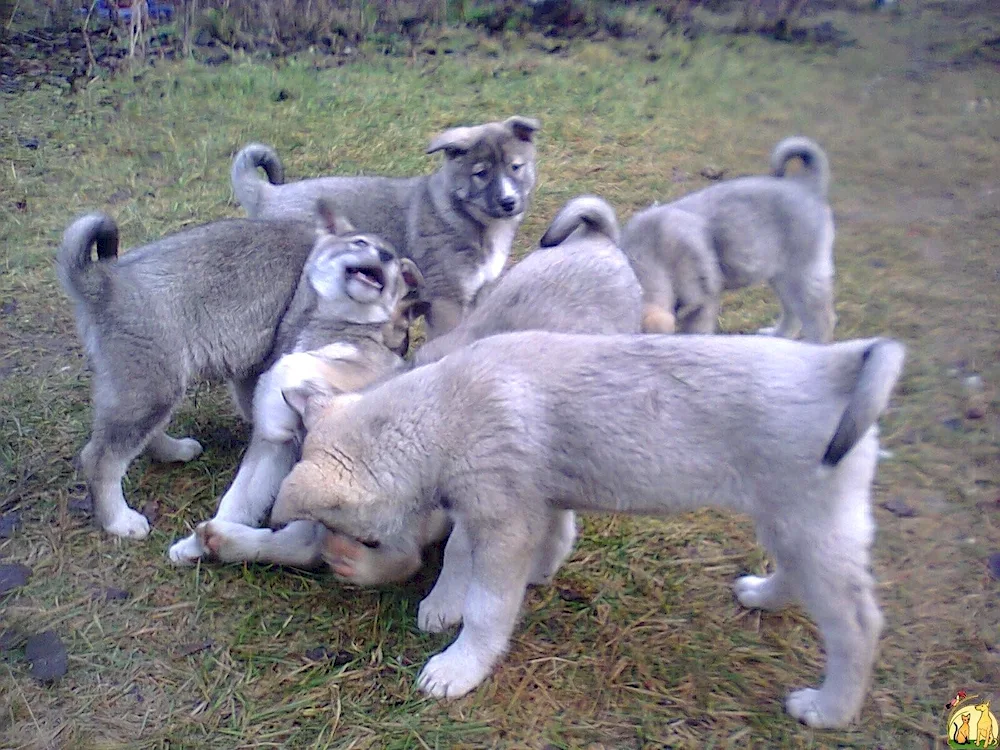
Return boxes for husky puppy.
[189,195,643,584]
[622,136,836,342]
[58,200,417,540]
[231,116,541,339]
[167,205,421,566]
[271,330,905,729]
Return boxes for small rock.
[304,646,352,665]
[272,88,292,102]
[92,586,131,602]
[0,563,31,595]
[140,500,159,526]
[14,199,26,212]
[18,136,39,150]
[25,631,68,682]
[558,587,588,603]
[870,259,887,269]
[988,553,1000,581]
[700,165,726,180]
[941,417,963,432]
[881,496,917,518]
[0,512,20,538]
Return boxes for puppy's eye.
[510,163,523,173]
[352,238,370,250]
[471,164,489,180]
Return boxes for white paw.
[417,592,464,633]
[104,507,150,539]
[786,687,851,729]
[734,575,770,609]
[172,438,204,462]
[757,325,778,336]
[168,533,207,565]
[196,520,255,562]
[417,646,490,700]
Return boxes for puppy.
[167,205,421,566]
[623,136,836,342]
[271,330,904,729]
[58,199,417,539]
[231,116,541,339]
[191,195,643,584]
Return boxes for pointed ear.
[315,196,356,237]
[505,115,540,143]
[399,258,424,293]
[426,126,477,158]
[282,381,363,431]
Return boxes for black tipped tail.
[771,136,830,199]
[540,195,620,248]
[822,339,905,466]
[231,143,285,216]
[56,213,119,307]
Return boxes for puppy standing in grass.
[231,116,540,339]
[57,199,418,540]
[271,330,904,729]
[622,136,836,341]
[191,194,643,582]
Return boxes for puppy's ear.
[426,126,477,158]
[283,385,363,432]
[399,258,424,293]
[315,196,356,237]
[504,116,541,143]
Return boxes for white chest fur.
[462,217,519,302]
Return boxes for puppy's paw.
[786,687,853,729]
[171,438,204,462]
[104,507,151,540]
[757,325,778,336]
[417,592,464,633]
[417,647,490,700]
[734,575,770,609]
[168,533,207,565]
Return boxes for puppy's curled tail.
[823,338,906,466]
[539,195,620,248]
[231,143,285,216]
[771,136,830,199]
[57,213,119,308]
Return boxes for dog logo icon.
[948,693,1000,747]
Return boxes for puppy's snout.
[378,248,394,264]
[500,196,517,213]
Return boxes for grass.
[2,1,999,747]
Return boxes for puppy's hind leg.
[529,510,577,585]
[144,429,203,463]
[84,393,181,539]
[783,456,882,728]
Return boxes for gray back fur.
[229,116,541,338]
[413,195,641,367]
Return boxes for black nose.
[378,249,394,263]
[500,197,517,213]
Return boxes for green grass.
[2,2,999,747]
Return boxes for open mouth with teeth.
[346,264,385,292]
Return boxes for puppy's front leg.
[417,514,542,699]
[194,519,327,568]
[418,519,472,632]
[168,435,297,565]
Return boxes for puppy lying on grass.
[270,330,904,729]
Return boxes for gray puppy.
[167,207,421,565]
[231,116,541,339]
[271,330,905,729]
[621,136,836,341]
[58,200,418,540]
[186,195,644,584]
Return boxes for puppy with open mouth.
[57,197,418,541]
[167,200,423,566]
